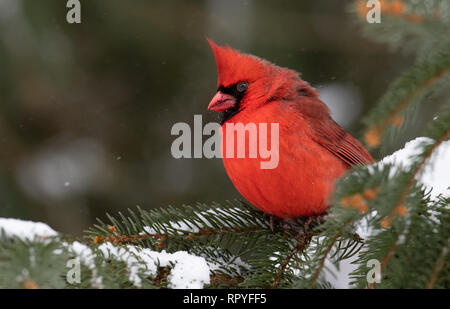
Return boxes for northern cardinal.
[207,39,373,219]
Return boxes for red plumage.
[207,39,373,218]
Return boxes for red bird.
[207,39,373,219]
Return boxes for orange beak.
[208,92,236,112]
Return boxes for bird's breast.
[220,104,347,218]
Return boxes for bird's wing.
[293,97,374,167]
[311,118,374,166]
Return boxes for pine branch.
[309,219,351,288]
[89,200,324,288]
[363,51,450,149]
[352,0,450,55]
[272,233,313,288]
[426,237,450,289]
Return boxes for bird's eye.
[236,82,248,93]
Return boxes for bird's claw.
[265,212,327,235]
[264,213,280,232]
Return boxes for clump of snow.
[377,137,450,199]
[379,137,432,171]
[0,218,57,241]
[70,241,96,266]
[98,242,210,288]
[417,139,450,199]
[68,241,103,288]
[165,251,211,289]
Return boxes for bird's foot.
[264,213,282,232]
[266,213,327,235]
[302,213,326,231]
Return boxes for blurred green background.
[0,0,414,234]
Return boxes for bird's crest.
[207,38,292,88]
